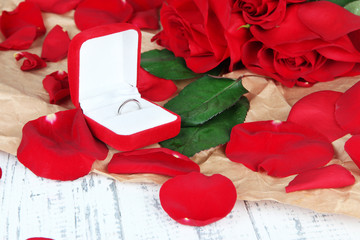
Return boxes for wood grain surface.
[1,151,360,240]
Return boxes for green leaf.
[140,49,202,80]
[345,0,360,15]
[308,0,356,6]
[161,97,249,157]
[165,75,247,126]
[327,0,357,7]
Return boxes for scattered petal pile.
[17,109,109,181]
[159,172,237,226]
[226,79,360,193]
[14,52,47,71]
[0,2,45,50]
[225,120,334,177]
[42,71,70,104]
[41,25,71,62]
[285,165,355,193]
[108,148,199,177]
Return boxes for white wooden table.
[1,151,360,240]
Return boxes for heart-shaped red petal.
[74,0,133,31]
[159,172,237,226]
[345,135,360,170]
[287,90,347,142]
[17,108,108,181]
[41,25,71,62]
[108,148,199,177]
[225,120,334,177]
[335,81,360,135]
[137,67,177,101]
[286,164,355,193]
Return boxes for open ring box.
[68,23,181,151]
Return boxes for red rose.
[242,2,360,87]
[232,0,287,29]
[153,0,232,73]
[225,13,252,70]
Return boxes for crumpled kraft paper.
[1,4,360,218]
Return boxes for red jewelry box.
[68,23,181,151]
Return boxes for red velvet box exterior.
[68,23,180,151]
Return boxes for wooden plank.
[0,151,257,239]
[115,182,257,240]
[2,150,360,240]
[0,151,124,239]
[244,200,360,240]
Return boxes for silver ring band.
[118,99,141,115]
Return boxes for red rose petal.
[74,0,133,31]
[287,90,347,142]
[43,71,70,104]
[41,25,71,62]
[0,26,37,50]
[14,52,47,71]
[129,9,160,30]
[298,1,360,41]
[17,108,108,181]
[335,81,360,135]
[225,120,334,177]
[250,5,317,48]
[126,0,164,11]
[137,67,177,101]
[159,172,237,226]
[225,13,252,71]
[345,135,360,170]
[127,0,164,29]
[107,148,199,177]
[27,238,54,240]
[1,2,45,38]
[26,0,82,14]
[0,167,2,179]
[285,164,355,193]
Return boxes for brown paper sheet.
[1,2,360,218]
